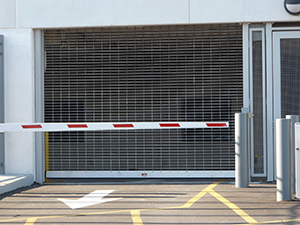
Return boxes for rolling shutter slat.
[44,24,243,175]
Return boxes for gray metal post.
[0,35,4,174]
[295,123,300,198]
[276,119,292,201]
[235,113,249,188]
[286,115,300,194]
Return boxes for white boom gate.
[0,122,229,132]
[1,121,230,178]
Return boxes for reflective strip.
[0,122,229,132]
[159,123,180,128]
[113,124,134,128]
[22,125,43,129]
[67,124,88,128]
[206,123,228,128]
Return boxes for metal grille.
[252,31,264,174]
[44,24,243,176]
[281,39,300,116]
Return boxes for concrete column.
[1,29,35,178]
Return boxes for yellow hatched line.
[181,179,224,208]
[24,217,37,225]
[0,179,291,225]
[182,179,257,224]
[209,189,257,224]
[131,210,143,225]
[0,181,222,224]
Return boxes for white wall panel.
[190,0,295,24]
[0,0,15,29]
[14,0,300,29]
[0,29,35,176]
[17,0,189,28]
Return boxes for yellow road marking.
[24,217,37,225]
[235,217,300,224]
[181,188,207,208]
[131,210,143,225]
[209,189,257,224]
[182,179,224,208]
[1,182,221,224]
[0,180,295,225]
[182,179,257,224]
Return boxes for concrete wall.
[1,0,299,29]
[0,0,15,29]
[190,0,294,24]
[0,29,35,176]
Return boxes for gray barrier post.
[286,115,300,194]
[295,123,300,198]
[0,35,3,174]
[235,113,249,188]
[276,118,292,201]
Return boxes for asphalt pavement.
[0,179,299,225]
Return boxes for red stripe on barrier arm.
[206,123,228,127]
[22,125,43,129]
[67,124,88,128]
[159,123,181,128]
[113,124,134,128]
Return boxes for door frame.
[249,27,267,177]
[34,30,45,184]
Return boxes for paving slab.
[0,179,299,224]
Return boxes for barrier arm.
[0,122,229,132]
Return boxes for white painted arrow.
[58,190,121,209]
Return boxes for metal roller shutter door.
[44,24,243,178]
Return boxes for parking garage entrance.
[43,24,243,178]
